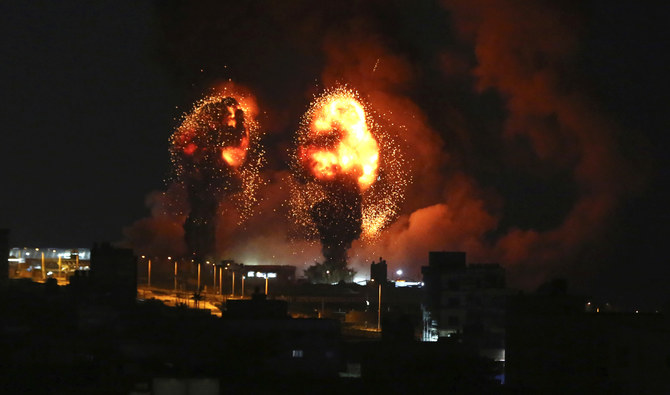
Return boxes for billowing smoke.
[124,83,265,262]
[308,177,362,282]
[170,96,246,260]
[124,1,644,290]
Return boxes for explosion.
[298,93,379,189]
[170,85,265,261]
[290,87,409,281]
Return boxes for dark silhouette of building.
[506,281,670,393]
[370,257,387,283]
[421,251,507,363]
[226,288,288,319]
[89,242,137,304]
[0,229,8,281]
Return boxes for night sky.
[1,1,668,309]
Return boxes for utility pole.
[377,283,382,332]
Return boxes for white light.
[395,281,423,288]
[47,271,53,276]
[247,271,255,277]
[268,273,277,278]
[26,252,30,256]
[396,269,403,276]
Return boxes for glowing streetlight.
[197,262,201,290]
[219,267,223,295]
[396,269,403,276]
[171,258,177,292]
[377,283,382,332]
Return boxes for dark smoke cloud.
[310,177,362,279]
[125,0,644,290]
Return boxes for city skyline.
[2,1,668,309]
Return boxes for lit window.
[292,350,303,358]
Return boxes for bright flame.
[300,92,379,190]
[221,136,249,167]
[172,91,255,169]
[290,86,410,242]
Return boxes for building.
[421,251,507,364]
[240,264,296,296]
[370,257,387,283]
[506,284,670,393]
[89,242,137,304]
[0,229,8,281]
[7,247,91,282]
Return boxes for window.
[292,350,303,358]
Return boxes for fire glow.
[290,87,409,242]
[299,92,379,190]
[172,92,255,170]
[168,85,266,259]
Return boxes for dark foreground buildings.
[6,244,668,393]
[421,251,507,363]
[1,246,502,393]
[1,229,8,282]
[506,280,670,393]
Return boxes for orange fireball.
[299,90,379,190]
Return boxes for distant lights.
[246,271,276,279]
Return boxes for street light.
[378,283,382,332]
[219,267,223,295]
[241,275,245,298]
[213,265,217,291]
[197,262,201,290]
[170,257,177,292]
